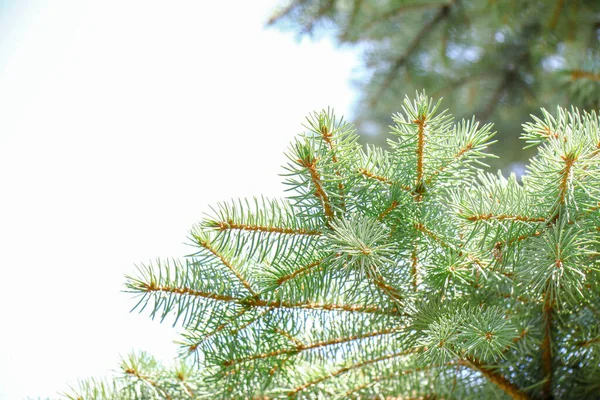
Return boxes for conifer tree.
[268,0,600,168]
[64,93,600,399]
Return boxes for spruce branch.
[67,94,600,399]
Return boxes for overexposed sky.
[0,2,358,398]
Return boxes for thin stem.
[213,221,322,236]
[223,327,402,367]
[459,358,532,400]
[541,288,554,399]
[569,69,600,82]
[139,282,397,316]
[197,238,256,295]
[299,157,335,220]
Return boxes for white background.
[0,1,358,398]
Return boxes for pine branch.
[73,96,600,399]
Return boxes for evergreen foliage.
[268,0,600,168]
[64,93,600,399]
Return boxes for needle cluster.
[65,93,600,399]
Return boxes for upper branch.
[371,3,453,105]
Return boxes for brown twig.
[214,221,322,236]
[298,157,335,220]
[459,358,532,400]
[140,282,395,316]
[320,121,346,213]
[276,258,325,285]
[223,327,402,367]
[197,238,256,295]
[548,0,565,30]
[540,289,554,399]
[460,213,546,223]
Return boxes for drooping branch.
[479,71,511,122]
[363,1,454,32]
[340,0,364,41]
[371,3,453,105]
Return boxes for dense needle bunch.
[65,93,600,399]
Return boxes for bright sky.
[0,2,358,398]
